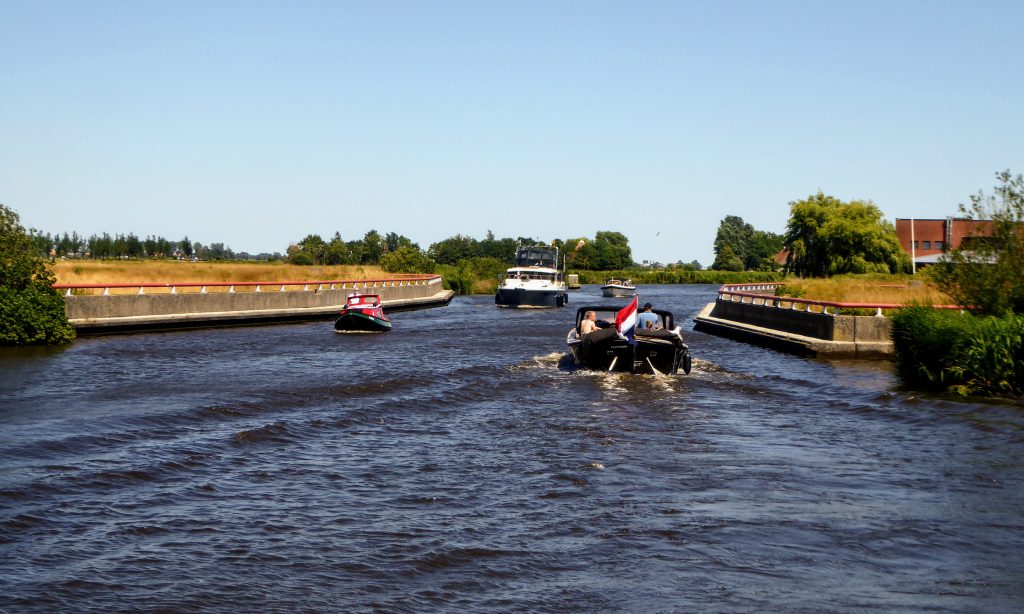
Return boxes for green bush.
[438,257,506,295]
[891,305,1023,397]
[0,284,76,345]
[0,204,75,345]
[380,246,436,274]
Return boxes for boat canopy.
[513,246,558,268]
[347,294,381,307]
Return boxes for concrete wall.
[64,278,452,332]
[697,298,893,357]
[710,298,835,339]
[709,299,891,343]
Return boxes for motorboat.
[495,244,569,308]
[566,300,691,375]
[600,279,635,297]
[334,293,392,332]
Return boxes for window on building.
[912,241,918,249]
[934,241,943,250]
[923,241,931,249]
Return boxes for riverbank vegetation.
[892,307,1023,397]
[1,204,75,345]
[892,171,1024,398]
[776,275,953,306]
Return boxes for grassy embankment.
[49,260,389,295]
[777,275,953,306]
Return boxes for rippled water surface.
[2,284,1023,612]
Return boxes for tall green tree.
[592,231,633,270]
[784,192,908,277]
[0,204,75,345]
[380,246,437,274]
[712,215,784,271]
[428,235,481,265]
[927,170,1024,315]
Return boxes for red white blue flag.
[615,296,638,346]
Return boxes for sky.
[3,1,1023,266]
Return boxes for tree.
[380,246,437,274]
[428,235,481,265]
[712,215,784,271]
[592,231,633,270]
[927,170,1024,315]
[712,243,744,271]
[292,234,327,265]
[0,204,75,345]
[784,192,908,277]
[360,230,385,264]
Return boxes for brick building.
[894,218,994,267]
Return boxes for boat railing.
[53,274,442,296]
[716,283,964,316]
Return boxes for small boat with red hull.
[334,294,392,333]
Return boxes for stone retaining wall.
[65,278,452,332]
[694,299,893,357]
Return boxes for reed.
[892,306,1023,397]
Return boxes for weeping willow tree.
[0,204,75,345]
[783,193,909,277]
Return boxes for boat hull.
[334,312,392,332]
[495,287,568,308]
[601,285,635,297]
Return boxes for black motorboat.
[566,303,691,375]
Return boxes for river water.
[2,284,1022,612]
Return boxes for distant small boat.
[334,293,392,333]
[600,279,635,297]
[567,273,581,289]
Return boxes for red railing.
[53,274,442,296]
[717,283,965,315]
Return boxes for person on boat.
[579,311,600,335]
[637,303,660,330]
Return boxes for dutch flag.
[615,295,638,346]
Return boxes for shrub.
[0,204,75,345]
[380,246,436,274]
[891,306,1023,397]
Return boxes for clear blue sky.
[3,0,1022,266]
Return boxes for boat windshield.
[513,247,557,268]
[506,271,559,282]
[348,295,379,306]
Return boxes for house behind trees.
[895,218,994,267]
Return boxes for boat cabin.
[513,246,558,269]
[346,294,382,309]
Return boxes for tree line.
[290,229,704,272]
[28,231,282,261]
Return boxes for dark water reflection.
[2,284,1022,612]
